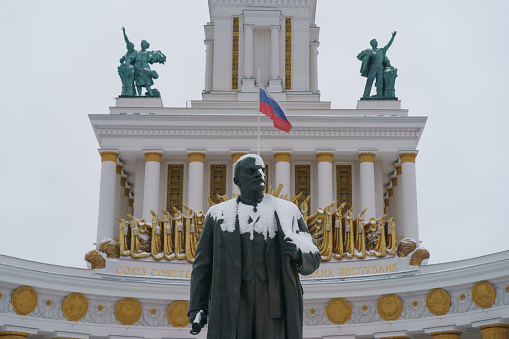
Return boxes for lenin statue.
[188,154,321,339]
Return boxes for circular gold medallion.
[505,286,509,293]
[62,293,89,321]
[412,301,418,307]
[0,292,3,299]
[460,294,466,300]
[309,308,316,315]
[377,294,402,321]
[115,298,142,325]
[151,308,157,315]
[326,298,351,325]
[167,300,190,327]
[97,305,104,311]
[12,286,38,316]
[426,288,450,316]
[472,281,496,309]
[362,305,368,311]
[45,300,52,306]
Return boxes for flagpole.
[257,69,261,155]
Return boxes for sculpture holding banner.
[118,27,166,97]
[357,31,397,99]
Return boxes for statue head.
[234,154,266,196]
[141,40,150,49]
[370,39,378,48]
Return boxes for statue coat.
[188,197,321,339]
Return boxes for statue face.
[234,157,266,193]
[370,39,378,48]
[141,40,150,49]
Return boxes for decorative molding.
[62,293,88,322]
[115,298,142,325]
[187,152,206,163]
[395,165,402,175]
[231,152,248,163]
[231,17,239,90]
[336,165,352,211]
[430,331,462,339]
[274,152,292,163]
[316,152,334,163]
[145,152,163,163]
[285,17,292,90]
[166,300,189,328]
[326,298,351,325]
[100,151,119,163]
[426,288,451,316]
[472,280,496,309]
[11,286,38,316]
[391,177,397,187]
[116,165,123,174]
[120,177,127,186]
[377,294,402,321]
[295,165,310,208]
[388,187,394,196]
[124,187,131,197]
[358,152,376,163]
[167,165,184,212]
[400,152,417,164]
[210,164,227,204]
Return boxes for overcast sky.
[1,1,508,269]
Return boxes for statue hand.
[392,31,397,37]
[282,237,300,260]
[122,26,125,31]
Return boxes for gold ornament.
[479,324,509,339]
[395,165,402,175]
[97,305,104,311]
[396,239,417,257]
[309,308,316,315]
[46,300,52,306]
[326,298,352,325]
[115,298,142,325]
[231,152,247,163]
[410,248,430,266]
[84,250,106,269]
[188,152,206,163]
[399,152,417,163]
[151,308,157,315]
[358,152,376,163]
[145,152,163,163]
[12,286,38,316]
[0,331,29,338]
[167,300,190,327]
[274,152,292,163]
[412,301,418,307]
[505,286,509,293]
[460,294,466,300]
[100,151,119,162]
[116,164,123,174]
[377,294,402,321]
[99,239,120,258]
[62,293,88,322]
[0,292,2,299]
[472,281,496,309]
[430,331,462,339]
[316,152,334,163]
[362,305,368,311]
[426,288,450,316]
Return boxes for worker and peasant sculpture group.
[118,27,166,97]
[357,31,398,99]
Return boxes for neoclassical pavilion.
[1,1,508,339]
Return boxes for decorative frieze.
[285,18,292,90]
[231,17,239,90]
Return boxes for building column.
[0,332,29,339]
[128,194,134,216]
[270,25,280,79]
[142,151,163,221]
[243,24,254,79]
[97,150,119,245]
[187,151,206,211]
[231,151,248,196]
[358,152,377,220]
[123,185,131,218]
[399,151,419,242]
[119,175,127,219]
[431,331,462,339]
[114,164,123,222]
[384,194,389,215]
[274,151,292,198]
[204,39,214,92]
[309,41,319,93]
[387,186,394,218]
[480,324,509,339]
[316,151,334,208]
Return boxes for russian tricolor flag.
[259,83,292,133]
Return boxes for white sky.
[1,1,508,269]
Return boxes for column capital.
[243,23,255,30]
[400,151,418,163]
[231,151,249,163]
[274,151,292,163]
[128,198,134,207]
[124,187,131,197]
[187,151,207,163]
[387,187,394,196]
[99,150,119,162]
[0,332,30,338]
[358,151,377,163]
[395,165,402,175]
[144,150,163,163]
[270,24,281,30]
[120,177,127,186]
[316,151,334,163]
[116,164,123,174]
[391,177,398,186]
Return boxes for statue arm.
[383,31,397,51]
[188,215,214,320]
[296,217,321,276]
[122,27,131,45]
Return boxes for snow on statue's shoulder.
[205,198,237,233]
[271,196,319,255]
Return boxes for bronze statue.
[188,154,320,338]
[357,31,397,98]
[118,27,166,97]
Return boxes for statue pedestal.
[115,96,163,108]
[357,98,401,110]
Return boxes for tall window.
[294,165,310,207]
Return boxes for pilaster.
[187,151,207,211]
[358,151,377,220]
[316,151,334,208]
[399,151,419,242]
[274,150,292,198]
